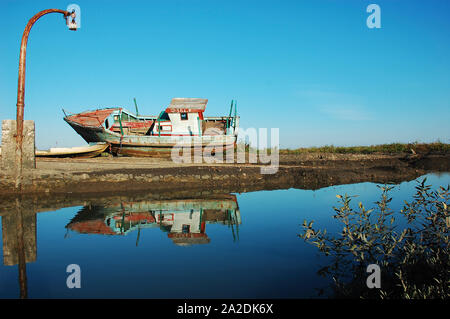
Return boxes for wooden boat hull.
[0,143,108,158]
[65,119,237,157]
[35,143,109,158]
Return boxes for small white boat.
[0,143,108,158]
[35,142,109,158]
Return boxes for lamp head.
[66,10,77,31]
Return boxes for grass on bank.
[279,141,450,155]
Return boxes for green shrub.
[299,178,449,299]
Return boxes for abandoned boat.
[64,98,239,156]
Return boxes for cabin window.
[182,224,190,234]
[105,119,109,129]
[158,111,170,121]
[180,113,188,121]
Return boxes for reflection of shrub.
[299,178,449,299]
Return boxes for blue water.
[0,172,448,298]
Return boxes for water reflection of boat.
[66,195,241,246]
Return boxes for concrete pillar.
[1,120,36,172]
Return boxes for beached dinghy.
[35,142,108,158]
[63,98,239,157]
[0,143,108,158]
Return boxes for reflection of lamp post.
[15,201,27,299]
[15,9,77,187]
[1,199,37,299]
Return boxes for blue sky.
[0,0,449,149]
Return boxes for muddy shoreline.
[0,153,448,205]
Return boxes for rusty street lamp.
[15,9,77,187]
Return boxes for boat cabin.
[151,98,207,136]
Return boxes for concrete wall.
[1,120,36,171]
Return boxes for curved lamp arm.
[15,9,76,181]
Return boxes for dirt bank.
[0,152,448,199]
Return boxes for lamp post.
[14,9,77,188]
